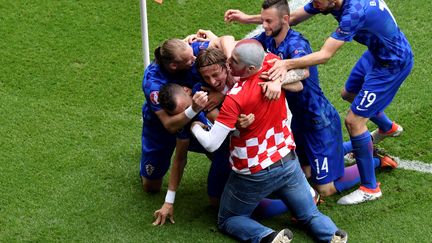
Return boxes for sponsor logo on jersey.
[336,27,350,35]
[316,175,328,180]
[150,91,159,105]
[370,1,377,7]
[356,105,368,111]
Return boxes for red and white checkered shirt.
[216,53,296,174]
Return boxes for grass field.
[1,0,432,242]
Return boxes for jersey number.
[378,0,397,26]
[314,157,329,175]
[360,90,376,108]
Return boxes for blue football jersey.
[141,41,209,124]
[253,29,338,130]
[304,0,412,66]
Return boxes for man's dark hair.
[158,83,183,113]
[262,0,290,16]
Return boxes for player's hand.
[258,79,282,100]
[196,29,218,42]
[192,91,208,113]
[236,113,255,129]
[152,203,175,226]
[202,86,224,111]
[259,72,271,81]
[183,34,208,44]
[224,9,249,23]
[267,59,289,81]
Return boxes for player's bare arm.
[258,67,307,99]
[268,37,345,80]
[281,68,309,85]
[155,91,208,133]
[224,9,262,24]
[289,7,313,26]
[153,139,189,226]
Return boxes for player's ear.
[248,65,256,72]
[283,14,290,24]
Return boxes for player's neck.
[334,0,343,10]
[274,26,290,48]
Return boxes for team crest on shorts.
[145,164,155,176]
[150,91,159,105]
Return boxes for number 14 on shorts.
[314,157,328,180]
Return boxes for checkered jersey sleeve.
[331,3,366,42]
[286,36,311,59]
[142,67,165,112]
[216,95,241,130]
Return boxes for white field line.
[394,157,432,174]
[244,0,432,175]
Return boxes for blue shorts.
[140,121,176,180]
[345,51,414,118]
[140,121,230,198]
[292,115,345,185]
[207,138,231,198]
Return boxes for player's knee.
[341,88,354,103]
[141,176,162,193]
[344,115,357,133]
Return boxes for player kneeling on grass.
[140,30,237,194]
[191,39,347,243]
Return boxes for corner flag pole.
[140,0,150,68]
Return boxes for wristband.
[165,190,176,204]
[184,106,198,119]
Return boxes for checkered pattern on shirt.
[216,53,296,175]
[229,119,295,174]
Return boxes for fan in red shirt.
[191,39,345,243]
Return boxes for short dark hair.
[158,83,183,113]
[262,0,290,16]
[196,47,227,70]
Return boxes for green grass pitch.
[1,0,431,242]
